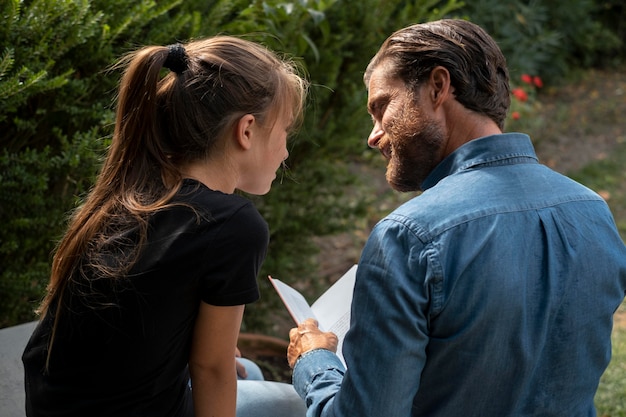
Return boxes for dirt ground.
[532,68,626,175]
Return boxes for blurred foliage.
[570,141,626,241]
[0,0,463,330]
[457,0,623,85]
[1,0,624,332]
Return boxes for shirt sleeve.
[292,216,437,416]
[199,201,268,306]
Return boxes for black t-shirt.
[22,180,267,417]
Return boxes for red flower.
[521,74,532,84]
[512,111,521,120]
[533,76,543,88]
[512,88,528,102]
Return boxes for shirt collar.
[421,133,539,191]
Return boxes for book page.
[310,265,358,365]
[268,277,317,324]
[268,264,358,367]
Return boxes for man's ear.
[235,114,256,150]
[429,66,453,108]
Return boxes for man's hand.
[288,318,338,368]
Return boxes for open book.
[268,265,358,366]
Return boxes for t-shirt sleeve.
[198,201,267,306]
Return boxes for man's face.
[366,65,446,192]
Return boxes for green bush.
[0,0,463,330]
[594,0,626,63]
[458,0,623,84]
[0,0,207,327]
[1,0,623,333]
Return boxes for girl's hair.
[364,19,510,130]
[38,36,307,322]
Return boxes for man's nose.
[367,122,383,148]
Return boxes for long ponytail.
[39,47,182,319]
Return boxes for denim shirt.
[293,133,626,417]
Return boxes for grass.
[596,301,626,417]
[570,141,626,241]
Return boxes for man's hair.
[365,19,510,129]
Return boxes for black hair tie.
[163,43,188,74]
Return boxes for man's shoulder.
[384,162,604,239]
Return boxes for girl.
[22,36,307,417]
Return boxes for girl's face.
[237,108,292,195]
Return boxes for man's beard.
[384,106,446,192]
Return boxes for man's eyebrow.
[367,94,389,114]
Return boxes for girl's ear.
[234,114,256,150]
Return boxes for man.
[287,19,626,416]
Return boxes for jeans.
[236,357,306,417]
[237,381,306,417]
[237,358,265,381]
